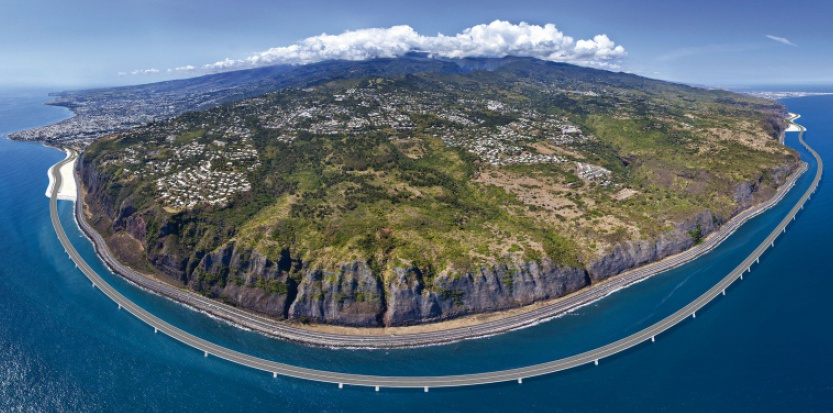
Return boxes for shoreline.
[44,148,77,201]
[62,121,809,348]
[45,115,822,388]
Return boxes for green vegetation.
[82,58,798,293]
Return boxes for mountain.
[77,57,797,327]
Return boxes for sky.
[0,0,831,89]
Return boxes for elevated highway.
[49,121,821,390]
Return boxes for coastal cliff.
[76,56,801,328]
[81,159,794,327]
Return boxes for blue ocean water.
[0,90,831,412]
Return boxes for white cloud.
[167,65,196,74]
[765,34,797,47]
[192,20,626,73]
[129,68,161,75]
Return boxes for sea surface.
[0,90,831,412]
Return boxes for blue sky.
[1,0,830,88]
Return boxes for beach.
[44,148,76,201]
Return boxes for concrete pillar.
[692,312,696,319]
[518,378,523,384]
[204,351,208,357]
[722,290,726,296]
[594,359,599,366]
[117,304,121,310]
[154,327,158,334]
[338,383,343,389]
[651,336,655,343]
[273,372,278,379]
[375,386,380,392]
[424,387,429,392]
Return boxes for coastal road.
[49,121,821,389]
[69,150,807,349]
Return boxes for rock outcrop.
[587,210,721,281]
[385,261,588,326]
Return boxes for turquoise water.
[1,90,831,411]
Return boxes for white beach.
[45,149,77,201]
[785,113,805,132]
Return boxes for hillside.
[79,57,798,327]
[9,55,479,145]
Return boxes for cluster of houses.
[109,82,620,211]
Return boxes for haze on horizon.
[1,0,830,89]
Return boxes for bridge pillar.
[651,336,655,343]
[154,327,158,334]
[375,386,380,392]
[204,351,208,358]
[92,283,96,288]
[338,383,343,389]
[424,387,429,393]
[722,290,726,296]
[518,378,523,384]
[117,304,121,310]
[756,258,759,264]
[594,359,599,366]
[771,241,774,248]
[273,372,278,379]
[741,273,743,280]
[692,312,696,319]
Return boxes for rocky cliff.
[74,56,800,328]
[81,157,795,327]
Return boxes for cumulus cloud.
[766,34,797,47]
[191,20,625,74]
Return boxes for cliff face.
[80,157,797,327]
[165,237,589,327]
[197,243,589,327]
[384,261,588,326]
[586,210,721,281]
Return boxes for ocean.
[0,90,831,412]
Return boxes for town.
[70,79,621,211]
